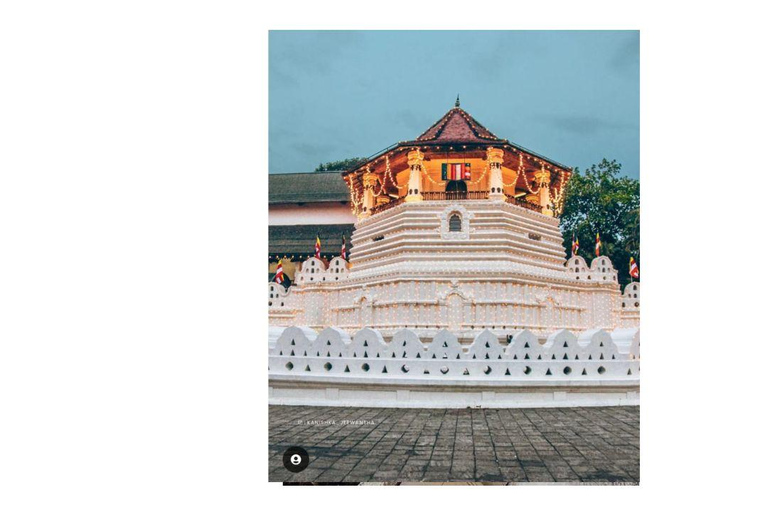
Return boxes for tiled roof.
[269,223,355,257]
[414,107,504,144]
[269,172,350,204]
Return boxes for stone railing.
[269,326,639,408]
[370,196,405,215]
[270,327,639,380]
[421,190,489,201]
[504,193,543,213]
[367,191,547,215]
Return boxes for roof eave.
[343,139,572,176]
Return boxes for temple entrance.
[445,180,467,200]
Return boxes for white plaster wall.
[269,203,357,226]
[269,200,635,334]
[268,327,640,408]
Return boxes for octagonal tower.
[270,101,630,339]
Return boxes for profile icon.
[282,446,309,473]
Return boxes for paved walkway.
[269,405,639,484]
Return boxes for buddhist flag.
[341,235,347,260]
[629,257,639,279]
[314,234,321,259]
[571,234,579,256]
[441,163,471,181]
[274,259,284,285]
[595,233,602,257]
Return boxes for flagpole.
[272,257,281,284]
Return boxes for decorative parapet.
[348,328,388,358]
[610,328,640,357]
[622,282,640,310]
[590,256,619,283]
[619,282,640,328]
[577,328,620,361]
[269,326,286,351]
[268,282,290,308]
[270,326,640,380]
[565,255,619,284]
[292,256,349,287]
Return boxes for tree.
[314,157,367,173]
[559,159,640,289]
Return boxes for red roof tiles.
[415,107,503,144]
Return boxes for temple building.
[268,99,639,339]
[268,171,355,282]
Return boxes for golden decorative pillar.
[405,149,424,202]
[535,169,553,216]
[487,147,505,202]
[361,173,378,217]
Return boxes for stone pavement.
[269,405,639,484]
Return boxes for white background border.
[2,0,767,509]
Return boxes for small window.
[449,213,462,232]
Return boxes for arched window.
[445,180,468,198]
[449,213,462,232]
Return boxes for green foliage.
[559,159,640,288]
[314,157,367,173]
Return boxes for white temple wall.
[269,326,640,408]
[269,200,637,335]
[619,281,641,327]
[269,202,357,225]
[349,201,568,276]
[273,274,626,336]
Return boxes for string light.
[500,152,518,187]
[384,155,407,190]
[345,175,364,216]
[549,181,567,216]
[422,164,442,185]
[517,153,541,194]
[358,163,389,199]
[344,120,573,222]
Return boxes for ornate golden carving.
[407,149,424,168]
[363,173,379,188]
[534,169,551,187]
[486,147,504,165]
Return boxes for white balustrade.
[270,326,640,381]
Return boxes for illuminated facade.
[268,101,639,339]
